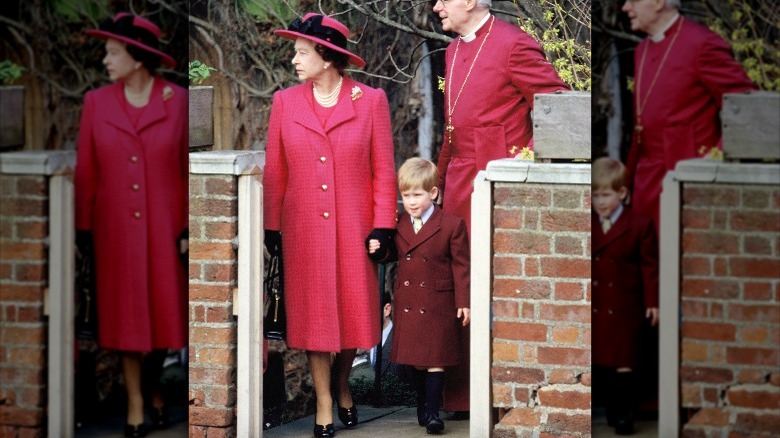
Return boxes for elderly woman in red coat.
[263,13,397,438]
[74,13,188,438]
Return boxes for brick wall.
[0,172,48,438]
[491,181,592,437]
[188,171,239,437]
[679,182,780,437]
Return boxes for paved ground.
[75,405,188,437]
[591,409,658,438]
[265,405,469,438]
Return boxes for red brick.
[0,243,46,261]
[681,278,739,299]
[541,211,590,232]
[492,366,545,384]
[551,326,579,344]
[189,284,232,302]
[681,300,708,318]
[727,347,779,366]
[198,347,236,366]
[737,369,769,384]
[713,256,728,276]
[493,321,547,342]
[523,210,540,230]
[711,302,725,319]
[494,256,521,276]
[545,412,590,434]
[204,177,236,196]
[552,190,584,209]
[492,300,519,319]
[682,209,711,229]
[539,303,590,323]
[189,425,207,438]
[14,264,45,282]
[15,222,47,240]
[498,407,541,427]
[548,369,577,384]
[0,368,44,386]
[1,200,46,217]
[494,186,551,208]
[683,231,739,254]
[494,209,521,230]
[680,366,733,383]
[189,406,234,427]
[684,186,739,207]
[538,347,589,366]
[682,256,711,276]
[203,263,236,283]
[730,258,780,279]
[681,384,701,405]
[741,188,771,208]
[744,282,773,301]
[204,222,238,240]
[493,342,519,362]
[680,428,706,438]
[189,367,234,386]
[582,328,591,346]
[190,197,237,218]
[513,387,530,404]
[9,348,45,367]
[189,242,235,261]
[743,236,772,255]
[554,236,583,255]
[205,306,233,324]
[494,278,551,300]
[15,178,45,196]
[0,327,45,345]
[554,282,584,301]
[771,373,780,386]
[492,384,512,406]
[540,257,590,279]
[0,263,11,280]
[704,387,719,403]
[688,407,729,427]
[206,387,237,407]
[730,303,779,323]
[734,412,780,434]
[495,231,550,254]
[191,327,235,346]
[740,326,768,344]
[537,386,590,409]
[524,257,540,276]
[682,322,736,342]
[18,426,43,438]
[521,302,535,319]
[682,342,708,362]
[731,211,780,232]
[190,264,201,280]
[0,406,43,427]
[727,386,780,409]
[16,305,42,323]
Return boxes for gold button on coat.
[134,211,141,218]
[132,184,139,191]
[322,212,329,219]
[321,184,328,191]
[131,156,138,163]
[320,156,326,163]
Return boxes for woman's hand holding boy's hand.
[458,308,471,326]
[365,228,396,262]
[368,239,380,254]
[646,307,658,327]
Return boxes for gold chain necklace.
[634,16,683,145]
[313,76,343,107]
[445,16,495,145]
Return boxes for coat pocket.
[435,279,454,292]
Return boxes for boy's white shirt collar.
[461,13,491,42]
[604,203,624,225]
[411,203,436,225]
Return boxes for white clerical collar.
[460,13,491,42]
[649,13,680,43]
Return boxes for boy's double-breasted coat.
[591,207,658,368]
[390,207,470,367]
[75,78,188,352]
[263,76,398,352]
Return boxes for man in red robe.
[432,0,567,415]
[622,0,756,231]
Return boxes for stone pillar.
[471,159,592,437]
[0,150,76,438]
[188,150,265,437]
[659,159,780,438]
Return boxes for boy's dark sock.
[414,369,427,426]
[613,371,636,435]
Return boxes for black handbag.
[264,247,286,340]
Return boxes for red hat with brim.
[274,13,365,68]
[85,12,176,68]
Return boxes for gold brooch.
[162,85,174,101]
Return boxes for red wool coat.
[263,76,398,352]
[390,207,470,368]
[436,15,567,229]
[591,208,658,368]
[625,16,756,231]
[75,79,188,352]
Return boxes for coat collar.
[398,206,443,253]
[104,77,169,136]
[592,208,631,252]
[293,75,358,137]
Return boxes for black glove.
[365,228,396,263]
[264,230,282,258]
[76,230,94,261]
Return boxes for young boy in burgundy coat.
[592,157,659,435]
[368,158,470,434]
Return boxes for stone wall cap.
[0,150,76,175]
[190,150,266,175]
[672,158,780,185]
[486,158,590,185]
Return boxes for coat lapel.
[104,82,136,137]
[324,76,356,133]
[593,210,630,252]
[134,78,168,134]
[293,85,328,138]
[400,208,443,253]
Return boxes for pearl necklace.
[124,76,154,107]
[313,76,343,107]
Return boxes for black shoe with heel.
[337,405,358,428]
[124,423,147,438]
[150,406,169,429]
[313,423,335,437]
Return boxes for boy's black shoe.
[425,415,444,434]
[417,404,427,426]
[615,417,634,435]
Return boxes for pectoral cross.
[635,124,643,145]
[446,122,455,144]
